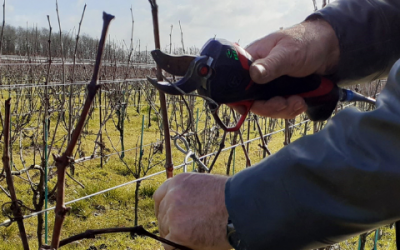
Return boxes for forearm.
[308,0,400,85]
[225,59,400,249]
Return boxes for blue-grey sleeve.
[225,1,400,249]
[307,0,400,86]
[225,58,400,249]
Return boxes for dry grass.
[0,90,394,250]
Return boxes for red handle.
[297,77,335,98]
[211,100,254,132]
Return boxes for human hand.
[243,18,340,119]
[153,173,231,250]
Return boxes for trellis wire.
[0,78,149,89]
[0,110,356,227]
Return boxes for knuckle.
[153,185,164,201]
[172,172,190,183]
[290,46,305,68]
[168,230,185,242]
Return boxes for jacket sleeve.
[225,1,400,249]
[307,0,400,86]
[225,59,400,249]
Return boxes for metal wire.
[173,134,209,172]
[0,116,316,227]
[0,78,148,90]
[0,103,357,227]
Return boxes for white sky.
[6,0,329,52]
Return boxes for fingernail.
[254,64,266,76]
[294,102,305,111]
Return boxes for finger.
[245,34,279,58]
[227,104,246,115]
[250,46,292,84]
[161,243,174,250]
[162,233,189,250]
[157,198,170,238]
[161,233,175,250]
[250,96,287,117]
[251,96,306,119]
[286,95,308,117]
[153,179,171,217]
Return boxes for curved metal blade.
[147,76,200,95]
[151,49,196,76]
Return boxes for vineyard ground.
[0,84,395,249]
[0,92,303,249]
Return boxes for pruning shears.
[147,38,376,131]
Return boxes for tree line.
[0,24,142,62]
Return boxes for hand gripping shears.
[147,38,375,131]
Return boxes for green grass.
[0,89,395,250]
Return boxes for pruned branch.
[149,0,174,178]
[57,225,192,250]
[3,98,30,250]
[49,12,115,249]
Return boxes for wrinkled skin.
[239,18,339,119]
[153,173,231,250]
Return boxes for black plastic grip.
[198,38,340,121]
[302,81,340,121]
[249,75,340,121]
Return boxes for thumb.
[250,48,292,84]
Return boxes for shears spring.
[172,134,209,172]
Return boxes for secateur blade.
[151,49,196,76]
[146,77,195,95]
[147,55,210,95]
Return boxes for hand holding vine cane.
[153,173,231,250]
